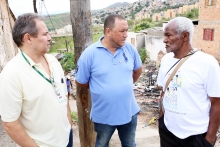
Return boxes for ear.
[23,33,32,44]
[105,28,111,37]
[182,32,190,42]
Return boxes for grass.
[49,33,103,53]
[70,111,78,122]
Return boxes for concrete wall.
[126,32,145,51]
[143,27,166,61]
[145,36,166,61]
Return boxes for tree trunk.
[70,0,95,146]
[0,0,17,72]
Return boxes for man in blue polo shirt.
[75,14,142,147]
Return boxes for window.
[205,0,217,6]
[203,29,214,41]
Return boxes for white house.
[126,32,145,51]
[63,24,72,33]
[141,27,166,61]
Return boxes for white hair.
[166,17,194,45]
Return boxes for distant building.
[197,0,220,62]
[164,9,176,19]
[126,32,145,51]
[141,27,166,61]
[152,13,163,21]
[63,24,72,33]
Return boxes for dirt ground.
[0,98,160,147]
[1,94,220,147]
[69,97,161,147]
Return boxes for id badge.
[54,86,65,103]
[51,78,65,103]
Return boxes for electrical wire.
[41,0,56,32]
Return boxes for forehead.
[113,18,128,29]
[35,19,48,32]
[164,22,177,34]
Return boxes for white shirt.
[157,51,220,138]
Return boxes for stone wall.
[0,0,17,72]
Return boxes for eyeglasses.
[123,52,128,62]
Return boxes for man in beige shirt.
[0,13,72,147]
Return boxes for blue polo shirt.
[76,37,142,125]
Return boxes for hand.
[205,135,215,145]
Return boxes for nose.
[163,36,167,43]
[47,34,52,41]
[124,31,128,38]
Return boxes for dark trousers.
[66,129,73,147]
[159,115,215,147]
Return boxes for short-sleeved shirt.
[0,51,70,147]
[157,51,220,138]
[76,37,142,125]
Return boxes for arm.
[67,99,72,127]
[205,97,220,145]
[2,120,39,147]
[159,90,165,118]
[75,80,89,88]
[133,66,142,83]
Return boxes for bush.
[60,52,75,72]
[139,47,148,63]
[70,111,78,122]
[134,21,150,32]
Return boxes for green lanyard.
[20,50,53,84]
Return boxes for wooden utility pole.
[70,0,95,146]
[33,0,38,13]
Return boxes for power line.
[41,0,56,32]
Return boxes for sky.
[8,0,138,17]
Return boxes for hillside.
[43,0,199,31]
[44,13,70,31]
[106,2,129,9]
[43,2,130,30]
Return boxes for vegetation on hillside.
[179,8,199,19]
[48,6,199,52]
[44,3,199,32]
[132,8,198,32]
[133,18,152,32]
[44,13,70,31]
[49,33,103,53]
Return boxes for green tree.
[187,12,194,18]
[60,52,75,72]
[131,9,135,19]
[134,22,150,32]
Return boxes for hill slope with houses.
[43,0,198,31]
